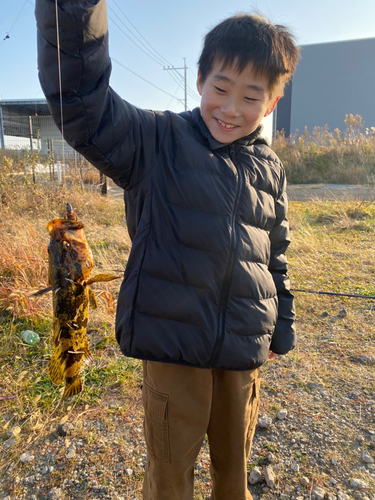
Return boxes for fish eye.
[62,240,70,250]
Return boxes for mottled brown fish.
[35,203,120,401]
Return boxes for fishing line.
[55,0,66,174]
[291,289,375,300]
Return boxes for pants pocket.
[249,377,261,424]
[142,382,170,463]
[246,377,261,456]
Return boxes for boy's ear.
[264,96,280,117]
[196,71,202,96]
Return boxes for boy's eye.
[214,86,226,93]
[245,97,258,102]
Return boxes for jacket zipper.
[208,146,244,367]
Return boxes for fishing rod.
[291,289,375,300]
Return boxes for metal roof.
[0,99,51,116]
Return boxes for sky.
[1,0,375,119]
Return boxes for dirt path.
[108,184,375,202]
[287,184,375,202]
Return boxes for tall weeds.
[273,114,375,184]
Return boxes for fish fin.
[61,376,83,401]
[83,341,94,364]
[52,321,62,347]
[86,274,121,285]
[48,346,67,385]
[77,337,94,364]
[88,287,98,309]
[30,286,52,297]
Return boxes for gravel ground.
[1,333,375,500]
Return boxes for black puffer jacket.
[36,0,296,370]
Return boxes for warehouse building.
[276,37,375,137]
[0,98,72,158]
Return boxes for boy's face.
[197,61,280,144]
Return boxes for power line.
[107,16,197,107]
[170,69,200,101]
[108,14,165,67]
[164,62,189,111]
[111,57,185,106]
[106,3,199,108]
[166,85,183,109]
[107,2,199,103]
[0,0,28,47]
[165,68,196,102]
[108,14,188,107]
[165,65,200,99]
[110,0,173,68]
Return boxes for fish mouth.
[47,219,84,235]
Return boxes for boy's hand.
[268,351,276,360]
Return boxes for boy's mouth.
[216,118,238,130]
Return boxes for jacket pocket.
[142,382,170,463]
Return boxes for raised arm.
[36,0,164,189]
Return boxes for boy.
[35,2,299,499]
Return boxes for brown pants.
[142,360,260,500]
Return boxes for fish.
[34,203,120,401]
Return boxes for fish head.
[47,218,94,286]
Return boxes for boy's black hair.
[198,13,300,96]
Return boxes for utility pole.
[0,105,5,149]
[163,58,188,111]
[29,116,34,152]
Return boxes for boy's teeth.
[218,119,235,129]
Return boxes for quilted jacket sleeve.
[35,0,163,190]
[268,168,296,354]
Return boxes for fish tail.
[61,376,83,401]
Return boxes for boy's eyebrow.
[213,73,265,93]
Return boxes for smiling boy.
[197,63,278,144]
[36,2,300,499]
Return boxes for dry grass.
[274,114,375,184]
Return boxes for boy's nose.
[221,97,241,117]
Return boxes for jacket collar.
[191,107,264,151]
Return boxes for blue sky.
[1,0,375,114]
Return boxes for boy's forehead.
[208,60,270,94]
